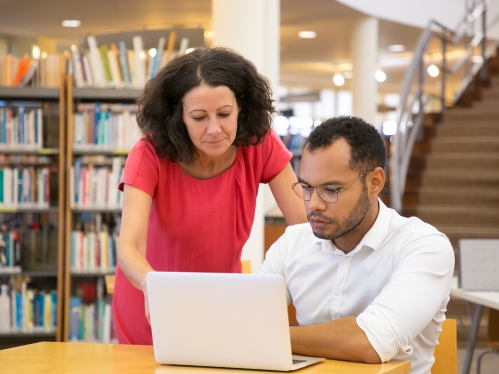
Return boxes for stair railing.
[390,0,499,213]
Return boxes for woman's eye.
[218,113,231,118]
[193,117,205,121]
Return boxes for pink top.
[113,129,292,344]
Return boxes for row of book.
[71,33,189,89]
[0,166,52,207]
[0,107,44,149]
[69,296,116,342]
[0,282,57,331]
[0,154,52,165]
[73,103,141,150]
[70,158,124,209]
[280,133,308,153]
[0,53,66,88]
[70,228,117,272]
[0,213,59,272]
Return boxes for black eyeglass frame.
[291,168,375,204]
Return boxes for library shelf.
[0,147,59,155]
[0,87,59,100]
[70,270,116,277]
[0,207,58,214]
[72,147,130,156]
[0,77,66,343]
[73,88,141,101]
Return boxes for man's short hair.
[306,116,386,173]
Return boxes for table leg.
[461,302,483,374]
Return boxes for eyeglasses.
[292,169,374,204]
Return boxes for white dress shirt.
[260,199,455,374]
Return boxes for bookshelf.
[0,77,66,347]
[63,74,141,343]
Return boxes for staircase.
[393,56,499,343]
[415,79,499,248]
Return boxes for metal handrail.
[390,0,499,213]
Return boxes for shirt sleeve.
[356,232,455,362]
[118,139,159,197]
[259,227,292,304]
[260,129,293,184]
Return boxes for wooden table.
[1,342,411,374]
[450,276,499,374]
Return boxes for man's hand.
[290,316,381,364]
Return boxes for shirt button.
[334,290,340,296]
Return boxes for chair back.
[432,319,457,374]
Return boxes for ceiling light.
[343,71,353,79]
[471,55,483,63]
[298,31,317,39]
[375,70,387,82]
[61,20,81,28]
[148,48,157,57]
[333,74,344,86]
[382,121,397,136]
[185,48,195,54]
[32,45,40,60]
[427,64,439,77]
[41,52,48,59]
[388,44,405,52]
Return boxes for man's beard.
[308,183,371,241]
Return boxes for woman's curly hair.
[136,47,276,163]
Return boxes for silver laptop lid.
[147,272,293,371]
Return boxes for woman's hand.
[141,275,152,324]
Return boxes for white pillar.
[212,0,280,273]
[351,16,378,124]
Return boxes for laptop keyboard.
[292,359,308,364]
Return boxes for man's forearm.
[290,316,381,364]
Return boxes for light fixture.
[471,55,483,63]
[61,20,81,28]
[428,64,439,77]
[32,45,41,60]
[41,52,48,59]
[382,121,397,136]
[375,70,387,82]
[298,31,317,39]
[333,74,345,86]
[185,48,195,54]
[388,44,405,52]
[148,48,157,57]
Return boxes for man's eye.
[323,186,338,194]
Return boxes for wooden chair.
[477,308,499,374]
[432,319,458,374]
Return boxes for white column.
[212,0,280,273]
[350,16,378,124]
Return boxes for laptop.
[147,272,325,371]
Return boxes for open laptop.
[147,272,325,371]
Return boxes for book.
[12,57,32,87]
[87,36,106,87]
[132,36,146,87]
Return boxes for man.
[260,116,454,373]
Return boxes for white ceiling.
[0,0,470,93]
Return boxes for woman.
[114,47,307,344]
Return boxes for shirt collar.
[319,198,391,255]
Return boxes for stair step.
[416,205,499,226]
[436,125,499,137]
[422,171,499,188]
[425,153,499,169]
[443,110,499,121]
[418,187,499,206]
[431,136,499,152]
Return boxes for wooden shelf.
[0,87,59,100]
[0,206,58,213]
[70,270,116,277]
[73,88,142,101]
[0,147,59,155]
